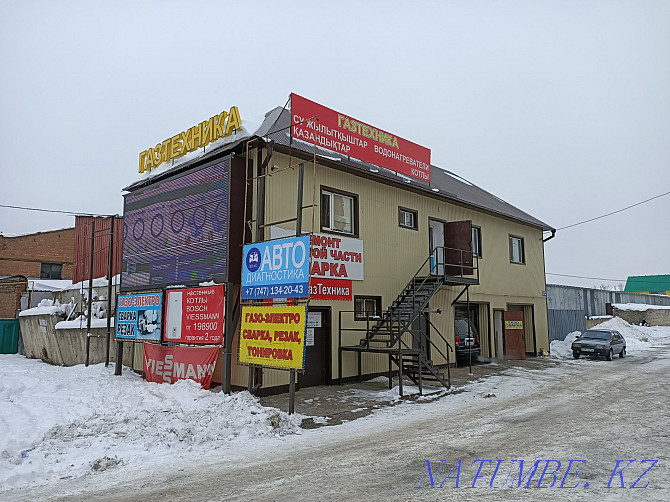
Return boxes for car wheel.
[606,349,613,361]
[619,347,626,358]
[573,351,580,359]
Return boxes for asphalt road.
[15,345,670,502]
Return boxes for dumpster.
[0,319,20,354]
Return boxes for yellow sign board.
[139,106,242,173]
[505,320,524,330]
[239,305,306,370]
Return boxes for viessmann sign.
[290,93,431,183]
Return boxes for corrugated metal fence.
[546,284,670,342]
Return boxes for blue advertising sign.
[242,236,310,300]
[115,292,163,340]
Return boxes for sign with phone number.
[242,236,310,300]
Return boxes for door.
[445,220,473,276]
[428,219,445,275]
[412,313,430,359]
[494,309,504,359]
[503,311,526,359]
[298,308,330,388]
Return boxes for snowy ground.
[2,318,669,500]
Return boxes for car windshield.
[454,319,478,337]
[581,331,611,341]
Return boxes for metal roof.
[126,105,554,232]
[624,275,670,292]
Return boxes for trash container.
[0,319,20,354]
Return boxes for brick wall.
[612,307,670,327]
[0,278,27,318]
[0,228,75,279]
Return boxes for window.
[321,187,358,236]
[472,226,482,258]
[398,207,418,230]
[509,235,525,264]
[40,263,63,279]
[354,296,382,321]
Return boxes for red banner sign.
[291,93,431,183]
[309,277,352,301]
[143,343,219,389]
[164,285,225,344]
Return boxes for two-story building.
[122,95,554,395]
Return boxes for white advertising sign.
[309,233,364,281]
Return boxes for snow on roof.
[612,303,670,311]
[27,279,73,291]
[62,274,120,291]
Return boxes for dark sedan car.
[571,329,626,360]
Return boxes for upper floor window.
[509,235,525,264]
[472,226,482,258]
[41,262,63,279]
[398,207,418,230]
[321,187,358,236]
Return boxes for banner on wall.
[309,277,352,301]
[239,305,307,370]
[291,93,431,183]
[309,233,364,281]
[242,236,310,300]
[115,292,163,341]
[164,285,225,343]
[143,343,219,389]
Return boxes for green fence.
[0,319,20,354]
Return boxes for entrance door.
[445,220,473,276]
[298,308,330,388]
[494,309,504,359]
[503,311,526,359]
[412,313,430,359]
[428,219,445,275]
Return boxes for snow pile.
[550,317,670,358]
[19,299,69,317]
[54,316,115,330]
[612,302,670,311]
[0,356,302,491]
[550,331,581,359]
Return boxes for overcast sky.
[1,0,668,289]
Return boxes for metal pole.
[287,163,304,415]
[288,369,296,414]
[296,163,304,235]
[467,285,472,376]
[105,216,115,366]
[85,219,95,367]
[223,281,235,394]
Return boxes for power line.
[554,190,670,231]
[546,273,625,282]
[0,204,114,217]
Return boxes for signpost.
[241,235,310,300]
[238,305,307,371]
[164,284,225,344]
[115,292,163,341]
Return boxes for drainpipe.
[542,229,556,243]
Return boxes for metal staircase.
[339,247,479,395]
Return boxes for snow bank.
[550,317,670,358]
[550,331,581,359]
[0,356,302,491]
